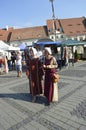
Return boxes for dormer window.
[0,34,3,36]
[70,32,73,33]
[76,31,80,33]
[48,28,52,32]
[77,24,81,25]
[68,24,72,26]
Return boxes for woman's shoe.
[32,96,36,103]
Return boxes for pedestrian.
[43,47,58,105]
[11,52,16,70]
[16,51,22,77]
[25,47,44,102]
[7,52,11,71]
[64,46,69,68]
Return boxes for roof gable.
[46,19,61,34]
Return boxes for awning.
[18,43,27,51]
[60,39,85,47]
[34,41,62,46]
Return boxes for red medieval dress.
[25,54,44,96]
[44,57,58,103]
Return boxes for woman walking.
[43,47,58,105]
[25,47,44,102]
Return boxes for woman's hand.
[43,65,50,68]
[43,65,46,68]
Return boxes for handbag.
[53,73,59,83]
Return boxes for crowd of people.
[0,51,23,77]
[1,45,75,105]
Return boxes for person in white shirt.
[16,51,22,77]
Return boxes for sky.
[0,0,86,29]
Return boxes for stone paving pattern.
[0,61,86,130]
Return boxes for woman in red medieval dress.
[43,47,58,105]
[25,47,44,102]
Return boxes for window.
[74,37,77,40]
[69,32,73,33]
[60,35,64,38]
[76,31,80,33]
[79,37,83,41]
[0,34,3,36]
[48,28,52,32]
[68,24,72,26]
[51,36,54,39]
[77,24,81,25]
[56,36,58,39]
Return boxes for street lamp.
[49,0,56,41]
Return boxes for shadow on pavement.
[0,75,17,78]
[0,93,49,105]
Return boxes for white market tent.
[0,49,4,53]
[0,40,9,50]
[0,49,8,57]
[18,43,27,51]
[7,45,20,51]
[0,40,20,51]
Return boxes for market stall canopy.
[0,40,9,50]
[7,46,20,51]
[0,40,20,51]
[0,49,5,54]
[0,49,8,56]
[60,39,86,47]
[34,41,62,46]
[18,43,27,51]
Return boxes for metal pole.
[50,0,55,19]
[49,0,56,41]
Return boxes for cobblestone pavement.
[0,61,86,130]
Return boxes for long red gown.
[44,57,57,103]
[25,53,44,96]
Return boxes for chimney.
[6,25,8,31]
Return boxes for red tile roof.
[0,29,9,42]
[10,26,48,41]
[0,17,86,43]
[59,17,86,36]
[0,26,48,42]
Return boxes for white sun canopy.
[0,40,20,51]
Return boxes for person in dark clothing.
[11,53,16,70]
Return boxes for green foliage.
[74,50,80,60]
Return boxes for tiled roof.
[0,17,86,43]
[10,26,48,41]
[0,26,48,42]
[0,29,10,42]
[59,17,86,36]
